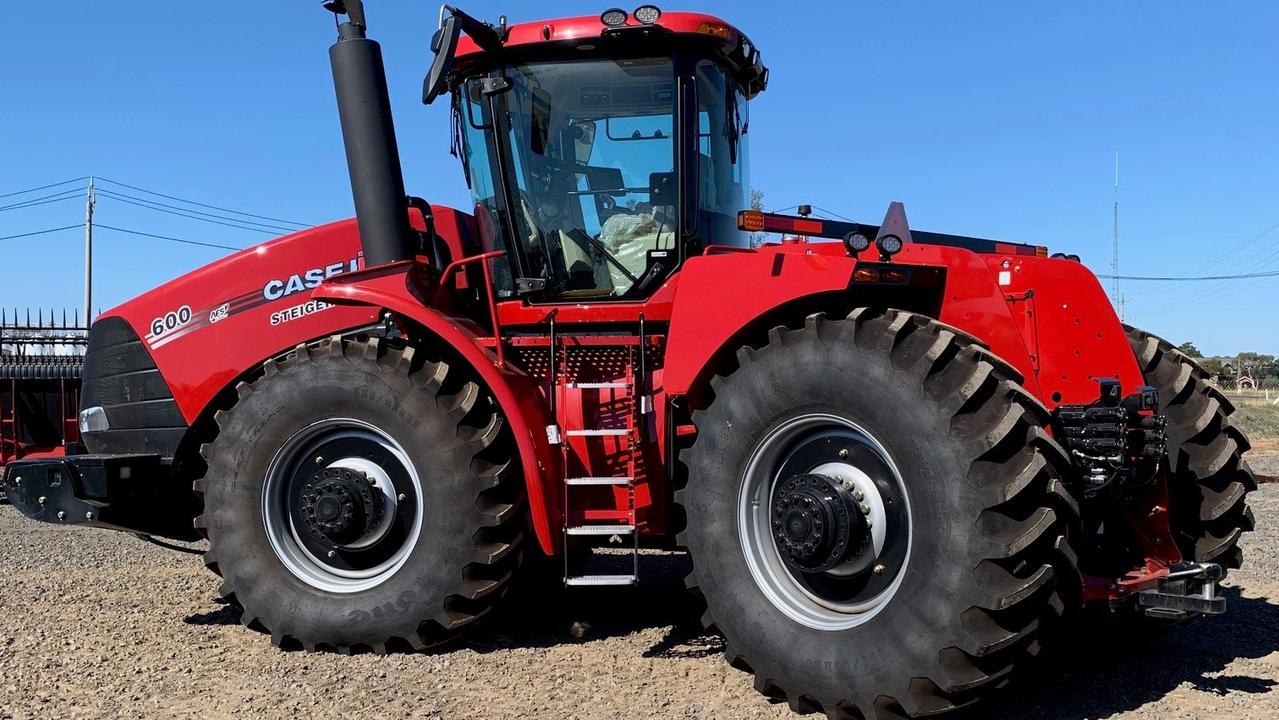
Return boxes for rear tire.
[1124,326,1256,571]
[194,336,525,653]
[678,309,1079,718]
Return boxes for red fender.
[663,244,1045,399]
[315,263,560,555]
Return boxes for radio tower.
[1111,153,1124,320]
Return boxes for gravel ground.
[1,460,1277,720]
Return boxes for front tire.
[195,336,525,653]
[678,309,1079,718]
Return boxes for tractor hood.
[95,218,377,425]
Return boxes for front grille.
[81,317,187,459]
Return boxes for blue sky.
[2,2,1276,355]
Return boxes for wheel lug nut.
[860,503,870,515]
[854,490,864,502]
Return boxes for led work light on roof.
[601,8,629,27]
[877,234,904,259]
[633,5,662,24]
[843,232,871,256]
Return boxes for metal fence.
[1,312,87,470]
[1218,377,1279,456]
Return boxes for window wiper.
[725,92,740,164]
[565,228,641,285]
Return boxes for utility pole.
[83,177,95,329]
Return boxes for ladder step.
[565,429,629,437]
[566,524,635,536]
[566,476,633,486]
[567,381,631,390]
[565,574,637,587]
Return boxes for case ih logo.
[262,257,359,301]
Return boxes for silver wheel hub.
[739,414,912,631]
[262,418,423,594]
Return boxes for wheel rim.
[738,413,912,631]
[263,418,423,594]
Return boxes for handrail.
[437,250,507,367]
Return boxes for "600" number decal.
[149,306,192,339]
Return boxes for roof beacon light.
[633,5,662,25]
[601,8,629,27]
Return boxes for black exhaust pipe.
[326,0,413,267]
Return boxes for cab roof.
[454,11,751,59]
[451,10,767,96]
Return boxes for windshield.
[454,55,750,300]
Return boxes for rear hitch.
[1137,562,1226,619]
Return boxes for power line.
[96,176,312,228]
[95,190,291,235]
[0,188,83,212]
[1130,274,1274,318]
[809,205,854,223]
[1126,242,1279,315]
[95,223,243,251]
[1123,220,1279,303]
[0,224,82,242]
[1095,269,1279,282]
[1185,220,1279,275]
[0,177,89,200]
[95,188,301,233]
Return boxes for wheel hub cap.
[738,415,913,631]
[301,467,385,546]
[263,418,423,594]
[771,473,870,572]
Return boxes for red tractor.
[5,3,1256,717]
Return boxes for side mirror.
[422,15,460,105]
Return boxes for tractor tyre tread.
[193,336,525,653]
[677,308,1081,719]
[1123,325,1256,572]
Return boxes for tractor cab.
[426,7,768,302]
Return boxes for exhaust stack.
[326,0,413,267]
